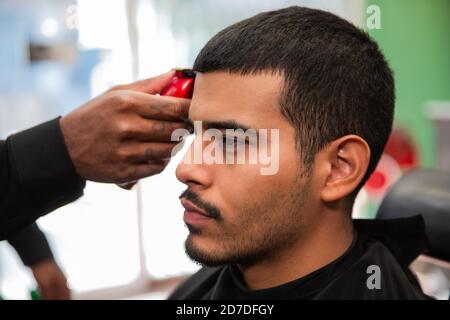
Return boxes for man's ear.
[318,135,371,203]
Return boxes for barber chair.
[376,168,450,299]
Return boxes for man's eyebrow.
[186,118,271,142]
[185,118,254,132]
[203,120,252,132]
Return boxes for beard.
[183,174,311,268]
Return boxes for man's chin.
[184,235,229,267]
[185,233,276,268]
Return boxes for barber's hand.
[60,70,190,184]
[31,259,71,300]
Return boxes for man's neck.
[239,215,354,290]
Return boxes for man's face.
[176,71,316,267]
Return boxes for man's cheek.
[257,129,280,176]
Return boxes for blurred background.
[0,0,449,299]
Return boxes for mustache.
[179,189,222,220]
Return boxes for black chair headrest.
[376,169,450,262]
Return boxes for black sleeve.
[7,222,54,267]
[0,117,86,240]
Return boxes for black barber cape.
[169,215,431,300]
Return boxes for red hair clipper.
[118,69,195,190]
[160,69,196,98]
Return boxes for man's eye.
[222,136,245,150]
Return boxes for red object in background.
[365,128,418,196]
[383,128,419,169]
[365,171,386,190]
[160,69,196,98]
[365,154,402,197]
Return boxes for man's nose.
[175,139,213,189]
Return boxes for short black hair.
[193,6,395,199]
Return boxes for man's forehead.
[188,71,284,128]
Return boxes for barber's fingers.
[144,141,186,160]
[125,142,180,162]
[135,93,190,121]
[117,141,185,164]
[117,144,183,188]
[111,70,176,94]
[117,160,169,185]
[116,159,170,186]
[114,90,190,121]
[122,118,189,143]
[131,160,170,180]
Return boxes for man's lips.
[180,199,210,216]
[180,199,213,224]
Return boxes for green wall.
[366,0,450,166]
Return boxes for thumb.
[114,70,176,94]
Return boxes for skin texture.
[31,259,70,300]
[176,71,370,290]
[60,70,190,184]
